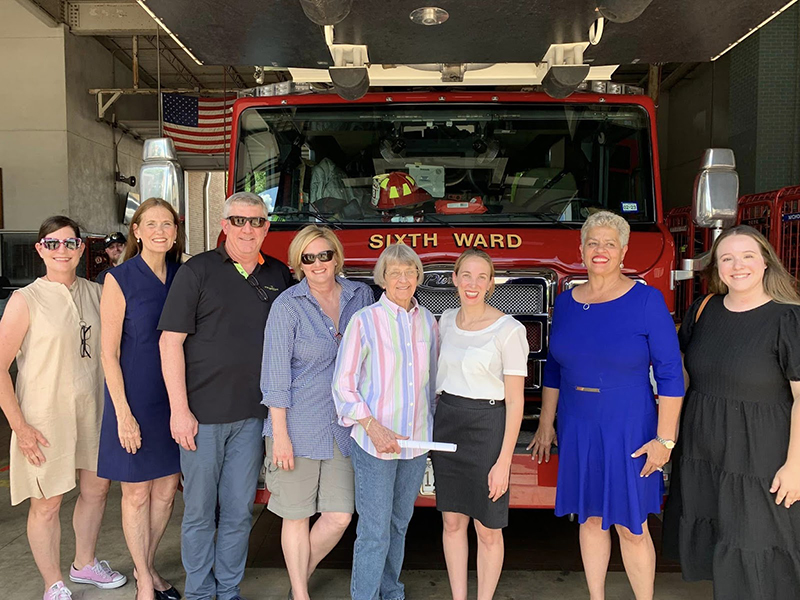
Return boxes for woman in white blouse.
[431,248,528,600]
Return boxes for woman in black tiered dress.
[664,225,800,600]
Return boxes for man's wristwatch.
[655,435,675,450]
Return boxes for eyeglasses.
[246,274,270,303]
[301,250,335,265]
[80,321,92,359]
[386,269,418,281]
[227,216,268,228]
[40,237,83,251]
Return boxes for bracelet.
[365,417,374,433]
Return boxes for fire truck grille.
[415,283,545,317]
[525,368,539,391]
[350,275,548,393]
[523,321,543,354]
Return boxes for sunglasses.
[301,250,335,265]
[40,237,83,251]
[80,321,92,359]
[227,216,268,228]
[246,274,270,303]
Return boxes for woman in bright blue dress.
[530,211,684,600]
[97,198,183,600]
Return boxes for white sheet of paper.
[398,440,457,452]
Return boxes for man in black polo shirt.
[159,192,292,600]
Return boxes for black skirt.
[431,392,508,529]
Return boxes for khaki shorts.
[264,437,355,520]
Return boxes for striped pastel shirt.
[332,293,440,460]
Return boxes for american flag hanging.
[162,93,236,154]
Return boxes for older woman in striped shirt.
[261,225,374,600]
[333,243,439,600]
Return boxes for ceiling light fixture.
[135,0,204,66]
[711,0,798,61]
[409,7,449,26]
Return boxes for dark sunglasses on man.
[300,250,335,265]
[227,216,268,228]
[39,237,83,251]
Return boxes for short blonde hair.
[373,244,424,288]
[454,248,496,297]
[287,225,345,281]
[581,210,630,247]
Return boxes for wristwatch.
[655,435,675,450]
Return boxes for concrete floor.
[0,481,713,600]
[0,406,713,600]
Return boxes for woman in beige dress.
[0,216,126,600]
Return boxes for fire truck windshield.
[234,103,655,225]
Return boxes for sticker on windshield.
[621,202,639,213]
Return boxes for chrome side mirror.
[692,148,738,230]
[138,138,185,217]
[673,149,740,288]
[122,192,141,226]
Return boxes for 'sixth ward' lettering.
[368,233,522,250]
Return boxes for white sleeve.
[501,320,529,376]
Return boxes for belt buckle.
[575,386,601,393]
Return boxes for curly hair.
[580,210,630,247]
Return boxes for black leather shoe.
[155,586,181,600]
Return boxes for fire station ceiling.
[146,0,791,67]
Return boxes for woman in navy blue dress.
[98,198,183,600]
[530,211,684,600]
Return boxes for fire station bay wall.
[0,0,143,232]
[660,2,800,211]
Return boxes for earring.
[620,262,624,269]
[136,238,141,243]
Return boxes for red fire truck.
[130,0,780,511]
[208,84,738,507]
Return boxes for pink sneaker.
[43,581,72,599]
[69,558,127,589]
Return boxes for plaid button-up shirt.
[261,276,374,459]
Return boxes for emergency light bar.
[237,82,314,98]
[237,79,645,99]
